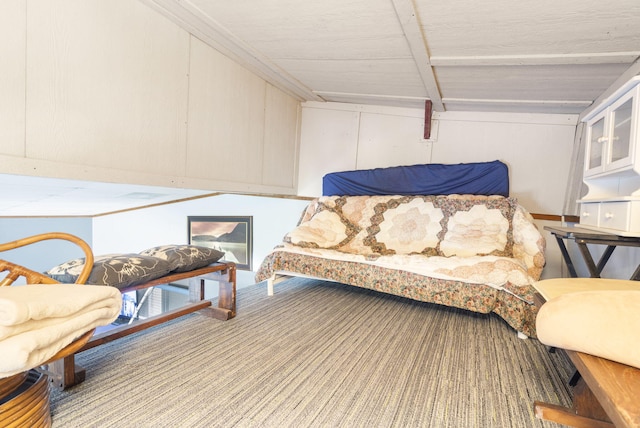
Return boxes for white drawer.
[579,202,600,227]
[628,201,640,233]
[598,202,630,232]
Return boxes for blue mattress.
[322,161,509,197]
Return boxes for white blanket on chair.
[0,284,121,378]
[0,283,120,326]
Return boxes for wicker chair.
[0,233,95,428]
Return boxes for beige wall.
[0,0,300,194]
[298,101,577,215]
[297,102,580,280]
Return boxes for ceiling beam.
[443,98,592,107]
[390,0,444,111]
[431,52,640,67]
[313,91,427,104]
[140,0,323,102]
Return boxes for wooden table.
[544,226,640,280]
[532,279,640,427]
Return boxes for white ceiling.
[144,0,640,113]
[3,0,640,217]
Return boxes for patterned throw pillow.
[362,196,444,255]
[46,254,172,289]
[288,195,516,258]
[285,199,361,249]
[438,195,516,257]
[286,210,349,248]
[139,245,224,272]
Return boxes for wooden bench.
[532,280,640,428]
[0,232,237,390]
[47,262,236,390]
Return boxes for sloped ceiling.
[143,0,640,114]
[3,0,639,217]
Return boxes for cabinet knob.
[604,212,614,219]
[582,212,590,217]
[596,136,608,144]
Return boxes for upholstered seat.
[534,277,640,369]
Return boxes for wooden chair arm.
[0,260,61,286]
[0,233,98,368]
[0,232,94,285]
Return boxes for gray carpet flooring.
[49,278,574,427]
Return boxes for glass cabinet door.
[610,97,633,165]
[586,84,638,176]
[586,115,606,173]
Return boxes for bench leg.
[219,265,236,315]
[47,355,85,390]
[204,277,236,320]
[534,377,614,428]
[198,265,236,320]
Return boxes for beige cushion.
[533,277,640,301]
[536,289,640,369]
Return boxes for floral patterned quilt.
[255,195,545,337]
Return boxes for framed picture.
[187,216,253,270]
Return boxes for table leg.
[555,236,578,277]
[576,242,602,278]
[596,245,616,274]
[576,242,617,278]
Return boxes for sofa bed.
[255,161,546,337]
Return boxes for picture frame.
[187,216,253,271]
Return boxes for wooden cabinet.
[579,76,640,236]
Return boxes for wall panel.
[187,37,265,185]
[0,1,301,196]
[298,102,576,216]
[0,1,26,156]
[25,0,190,175]
[356,112,431,170]
[262,84,300,187]
[431,113,576,215]
[297,107,360,196]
